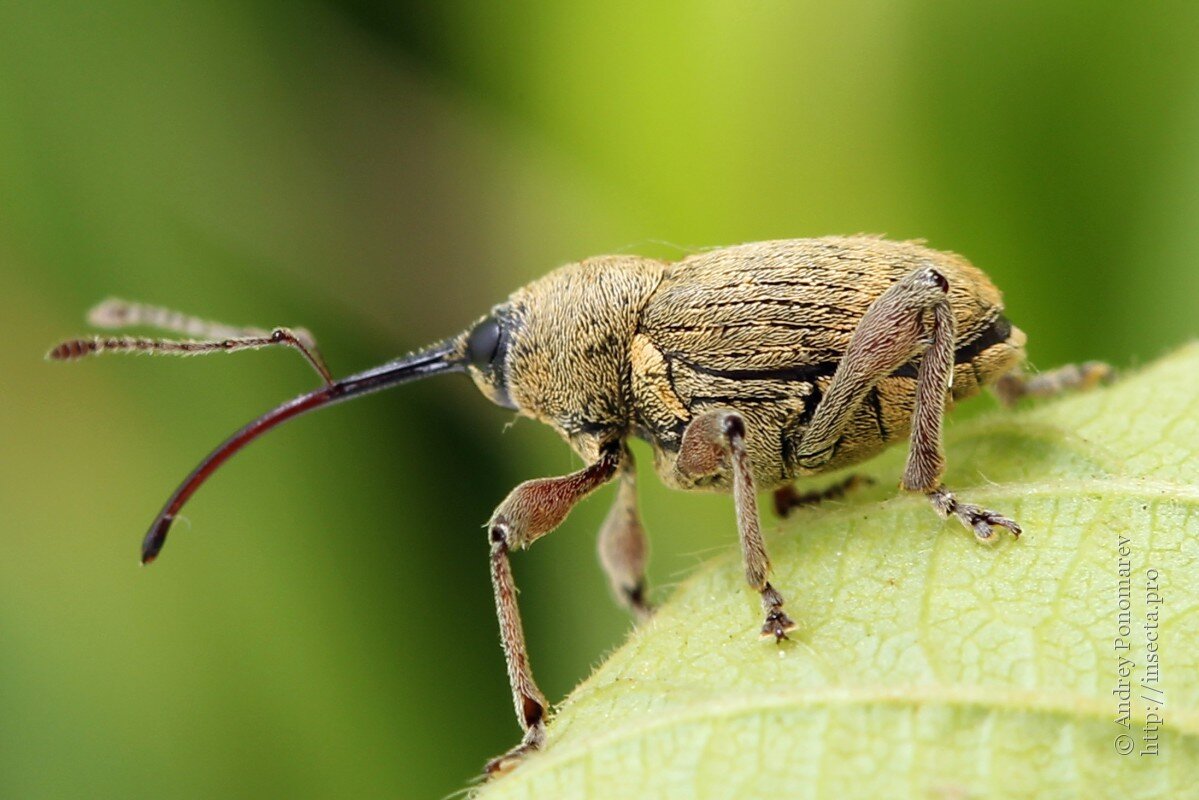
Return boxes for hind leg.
[788,265,1022,542]
[892,276,1022,541]
[992,361,1111,407]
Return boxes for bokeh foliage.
[1,2,1196,798]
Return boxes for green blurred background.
[2,2,1196,797]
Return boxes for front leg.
[597,446,653,620]
[677,410,795,641]
[485,444,621,776]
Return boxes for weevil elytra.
[49,236,1110,775]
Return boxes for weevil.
[49,236,1110,775]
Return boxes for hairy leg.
[896,292,1022,541]
[792,266,952,470]
[789,265,1021,541]
[597,447,653,620]
[677,410,795,641]
[992,361,1112,407]
[773,474,874,518]
[484,444,621,776]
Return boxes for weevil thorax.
[461,256,665,457]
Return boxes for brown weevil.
[49,236,1110,775]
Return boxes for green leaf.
[478,345,1199,799]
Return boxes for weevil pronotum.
[50,236,1110,775]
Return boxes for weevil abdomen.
[631,236,1027,488]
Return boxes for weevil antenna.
[141,339,463,564]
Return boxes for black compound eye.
[467,317,502,368]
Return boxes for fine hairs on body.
[49,235,1111,776]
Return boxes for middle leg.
[773,474,875,518]
[676,409,796,641]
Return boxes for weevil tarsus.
[928,487,1023,542]
[992,360,1113,407]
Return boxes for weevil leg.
[790,266,953,470]
[47,298,333,385]
[597,446,653,620]
[992,361,1112,407]
[677,409,795,642]
[484,445,622,777]
[790,266,1022,542]
[772,474,874,519]
[891,278,1024,540]
[895,290,1022,540]
[925,486,1022,542]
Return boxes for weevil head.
[461,257,666,446]
[458,306,520,410]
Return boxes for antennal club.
[47,299,334,386]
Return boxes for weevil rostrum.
[49,236,1110,775]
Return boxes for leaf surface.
[479,345,1199,799]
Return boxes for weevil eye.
[464,313,517,410]
[467,317,502,367]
